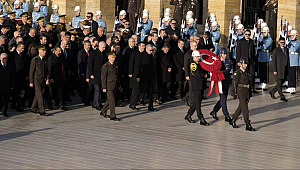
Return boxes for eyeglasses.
[2,58,7,59]
[86,16,91,18]
[245,34,250,36]
[125,24,130,25]
[150,50,154,51]
[171,23,176,25]
[280,42,285,44]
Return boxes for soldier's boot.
[246,122,255,131]
[230,119,239,128]
[210,110,218,120]
[200,117,209,126]
[225,114,232,123]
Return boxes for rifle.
[228,11,235,53]
[285,19,289,48]
[135,2,142,35]
[279,15,284,38]
[113,5,119,35]
[205,10,210,32]
[158,4,164,32]
[254,13,260,55]
[180,19,186,40]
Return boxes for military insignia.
[234,73,237,75]
[190,63,197,72]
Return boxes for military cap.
[0,9,3,15]
[27,17,32,22]
[122,30,128,35]
[0,15,5,20]
[2,24,10,31]
[37,17,45,22]
[38,45,47,51]
[8,12,16,17]
[20,12,28,17]
[83,25,91,30]
[59,15,66,20]
[16,23,22,29]
[80,19,87,25]
[69,29,77,34]
[239,57,249,64]
[107,52,116,58]
[46,22,53,26]
[57,23,64,28]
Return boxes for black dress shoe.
[95,106,102,110]
[110,117,121,121]
[40,112,49,116]
[231,119,239,128]
[199,117,209,126]
[3,113,9,117]
[246,122,255,131]
[210,110,218,120]
[225,114,232,123]
[140,100,147,106]
[100,112,109,118]
[269,91,276,99]
[148,107,158,111]
[184,115,195,123]
[48,106,54,110]
[280,97,288,102]
[129,105,139,110]
[252,90,259,94]
[30,109,38,114]
[59,106,68,111]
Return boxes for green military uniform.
[101,60,120,119]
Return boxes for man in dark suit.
[0,53,14,117]
[10,42,25,112]
[269,37,289,102]
[77,40,91,105]
[86,41,104,110]
[199,31,215,51]
[122,38,135,100]
[172,39,187,99]
[236,29,259,94]
[165,19,180,37]
[24,28,37,53]
[170,0,185,27]
[86,12,98,37]
[209,48,232,122]
[128,42,145,110]
[29,45,49,116]
[127,0,141,33]
[47,46,68,111]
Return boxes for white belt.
[141,34,147,36]
[261,50,269,52]
[213,42,219,45]
[289,52,298,55]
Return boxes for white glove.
[232,34,237,40]
[279,31,285,38]
[229,29,234,35]
[205,22,208,28]
[286,40,290,46]
[253,28,257,34]
[68,22,72,26]
[257,36,263,42]
[181,23,185,29]
[205,28,209,32]
[137,23,141,28]
[114,20,119,25]
[183,29,187,34]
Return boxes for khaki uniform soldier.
[100,52,121,121]
[29,45,49,116]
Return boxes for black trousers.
[270,78,285,98]
[87,84,101,107]
[258,62,269,83]
[12,75,24,107]
[79,76,88,102]
[288,66,298,88]
[182,80,194,105]
[178,80,188,99]
[187,90,203,119]
[129,13,137,33]
[130,88,140,106]
[0,93,9,114]
[48,84,63,107]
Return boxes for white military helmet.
[14,0,20,5]
[142,12,149,19]
[290,30,298,36]
[262,27,269,33]
[143,9,149,14]
[164,16,171,22]
[192,50,200,57]
[53,4,59,10]
[74,6,81,12]
[288,25,293,31]
[283,20,289,26]
[119,10,126,16]
[165,8,171,13]
[210,16,216,22]
[210,13,216,18]
[234,19,241,25]
[234,15,240,21]
[237,24,244,30]
[95,10,102,16]
[34,2,40,8]
[261,22,268,29]
[257,19,264,24]
[187,18,194,24]
[211,21,218,27]
[186,14,192,20]
[187,11,193,16]
[164,11,171,17]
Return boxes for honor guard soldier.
[184,50,209,126]
[139,11,153,42]
[170,0,185,26]
[32,2,45,28]
[100,52,121,121]
[231,57,255,131]
[13,1,24,18]
[21,0,29,13]
[118,10,127,25]
[184,0,199,22]
[185,18,197,40]
[262,0,278,49]
[161,16,170,29]
[257,27,273,90]
[72,6,84,28]
[29,45,49,116]
[229,23,244,71]
[185,11,196,29]
[40,0,48,17]
[284,30,300,94]
[209,48,232,123]
[50,4,60,23]
[95,10,107,34]
[210,21,221,55]
[127,0,140,33]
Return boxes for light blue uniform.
[139,19,153,42]
[97,19,107,34]
[32,11,45,28]
[22,1,29,12]
[40,5,48,17]
[230,34,244,59]
[72,15,84,28]
[289,39,300,66]
[50,13,60,23]
[13,8,24,18]
[258,35,273,62]
[211,30,221,55]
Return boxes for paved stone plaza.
[1,79,300,169]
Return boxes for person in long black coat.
[122,38,135,100]
[47,46,67,110]
[0,53,14,117]
[86,42,104,110]
[236,29,258,93]
[198,31,215,51]
[77,40,91,105]
[165,19,180,37]
[269,37,289,102]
